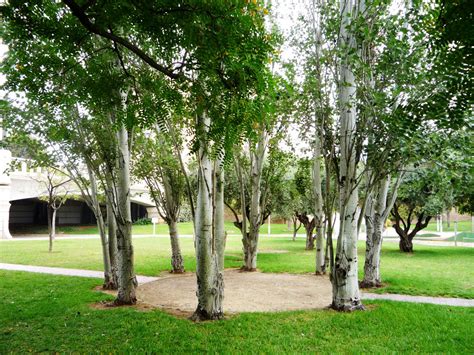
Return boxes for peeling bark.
[114,123,137,305]
[331,0,364,312]
[243,130,267,271]
[168,219,185,273]
[191,112,225,321]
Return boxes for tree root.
[190,307,224,322]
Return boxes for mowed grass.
[1,271,473,353]
[11,222,297,236]
[425,219,472,233]
[1,236,473,298]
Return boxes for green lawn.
[445,232,474,243]
[0,271,473,353]
[11,221,296,236]
[425,219,473,233]
[1,236,473,298]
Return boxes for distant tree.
[35,168,70,253]
[132,128,186,273]
[391,167,451,252]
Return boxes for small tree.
[36,169,71,252]
[132,128,186,273]
[391,167,450,252]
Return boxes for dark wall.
[9,198,148,228]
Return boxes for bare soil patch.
[137,269,332,314]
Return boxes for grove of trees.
[1,0,472,318]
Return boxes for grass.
[445,232,474,243]
[1,271,473,353]
[425,220,473,233]
[11,221,296,236]
[1,236,473,298]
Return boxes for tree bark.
[88,164,115,290]
[243,130,266,271]
[168,219,185,273]
[313,135,325,274]
[48,206,55,253]
[331,0,364,312]
[192,112,224,321]
[215,161,226,272]
[399,235,413,252]
[114,122,137,305]
[292,215,301,241]
[106,192,118,288]
[361,178,388,288]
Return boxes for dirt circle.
[138,269,332,314]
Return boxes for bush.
[133,217,152,225]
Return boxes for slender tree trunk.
[97,209,115,289]
[292,216,301,241]
[313,135,325,274]
[168,218,185,273]
[106,192,118,288]
[446,209,451,228]
[192,113,224,321]
[114,123,137,305]
[293,218,297,241]
[215,161,226,272]
[361,178,388,288]
[47,205,53,252]
[306,227,315,250]
[244,130,266,271]
[331,0,363,311]
[88,164,115,290]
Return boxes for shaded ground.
[138,269,332,314]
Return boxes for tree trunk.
[106,193,118,288]
[446,209,450,228]
[215,161,226,272]
[399,235,413,253]
[313,135,325,274]
[331,0,363,311]
[97,209,115,289]
[306,227,315,250]
[244,130,266,271]
[192,113,224,321]
[47,205,53,253]
[292,216,300,241]
[361,178,388,288]
[168,218,185,273]
[86,163,115,290]
[114,123,137,305]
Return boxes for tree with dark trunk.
[391,204,432,253]
[390,167,451,253]
[132,128,186,274]
[296,212,316,250]
[36,169,70,253]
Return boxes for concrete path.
[0,263,158,285]
[5,234,472,247]
[362,292,474,307]
[1,263,472,307]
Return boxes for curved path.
[1,263,473,309]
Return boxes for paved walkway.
[5,233,474,248]
[1,263,472,307]
[0,263,158,285]
[362,292,474,307]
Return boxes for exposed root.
[190,307,224,322]
[170,269,186,274]
[359,280,383,289]
[113,297,137,306]
[239,266,257,272]
[102,281,118,290]
[330,301,366,312]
